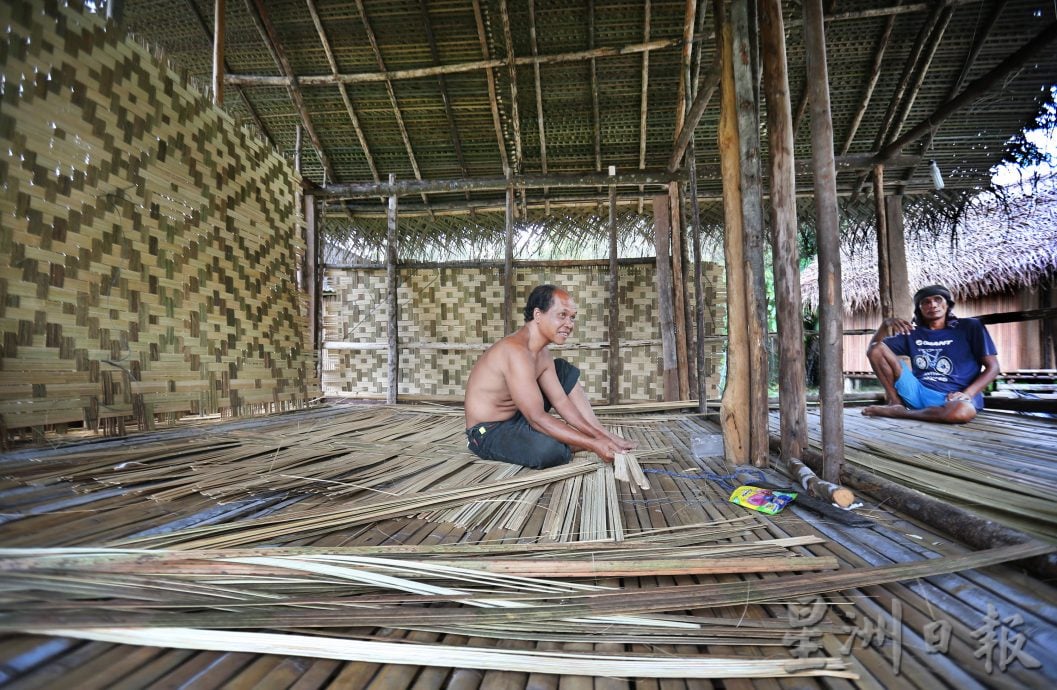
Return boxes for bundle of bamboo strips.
[614,452,651,491]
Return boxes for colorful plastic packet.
[728,485,798,515]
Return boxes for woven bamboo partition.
[0,2,319,443]
[321,259,726,402]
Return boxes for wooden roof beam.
[877,19,1057,164]
[673,0,697,140]
[224,38,683,87]
[182,0,271,144]
[527,0,549,213]
[354,0,432,210]
[637,0,651,213]
[850,1,946,199]
[499,0,524,177]
[591,0,604,176]
[306,0,380,185]
[667,60,720,172]
[471,0,510,176]
[246,0,333,181]
[419,0,470,189]
[839,11,896,156]
[897,0,1009,190]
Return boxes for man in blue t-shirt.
[862,284,999,423]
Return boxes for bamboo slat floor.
[796,407,1057,542]
[0,403,1055,689]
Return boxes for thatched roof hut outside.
[801,181,1057,373]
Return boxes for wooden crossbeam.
[319,170,686,198]
[224,38,683,87]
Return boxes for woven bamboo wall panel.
[0,2,318,440]
[322,262,725,401]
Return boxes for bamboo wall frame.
[321,260,726,402]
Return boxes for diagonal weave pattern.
[0,2,319,441]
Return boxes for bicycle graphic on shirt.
[914,348,953,375]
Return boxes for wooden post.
[731,0,769,468]
[886,195,912,318]
[873,164,894,319]
[760,0,807,462]
[716,2,749,465]
[803,0,845,484]
[668,182,690,400]
[304,194,318,359]
[386,174,399,405]
[688,141,708,412]
[504,175,515,334]
[212,0,225,106]
[608,166,620,405]
[653,194,679,401]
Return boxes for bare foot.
[862,404,908,418]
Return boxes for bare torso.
[464,329,550,428]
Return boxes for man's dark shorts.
[465,358,580,469]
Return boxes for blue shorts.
[465,358,580,469]
[893,362,955,410]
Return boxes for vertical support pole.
[386,174,399,405]
[760,0,807,461]
[804,0,845,483]
[716,0,750,464]
[731,0,769,468]
[608,166,620,405]
[689,141,707,411]
[212,0,225,106]
[304,194,318,361]
[504,174,516,334]
[886,195,912,318]
[668,182,691,400]
[654,194,679,401]
[874,165,894,319]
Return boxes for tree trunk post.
[886,195,912,318]
[608,166,620,405]
[716,1,750,464]
[504,174,515,334]
[669,182,691,400]
[731,0,770,468]
[760,0,807,462]
[874,164,894,319]
[654,194,679,401]
[386,174,399,405]
[804,0,845,483]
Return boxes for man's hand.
[946,391,972,403]
[592,439,625,463]
[607,431,637,452]
[879,317,913,336]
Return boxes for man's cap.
[913,284,954,308]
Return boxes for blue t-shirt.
[884,317,998,408]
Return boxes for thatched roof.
[114,1,1057,257]
[801,179,1057,313]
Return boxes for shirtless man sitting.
[862,284,999,423]
[464,284,635,468]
